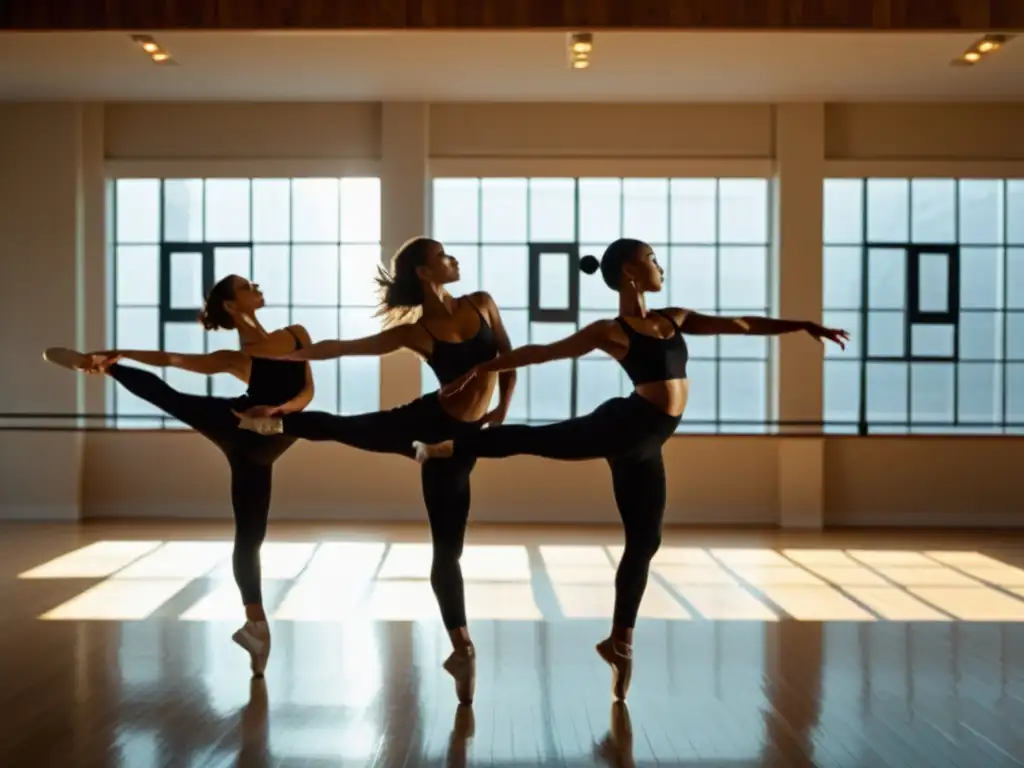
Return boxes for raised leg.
[279,399,431,458]
[423,398,626,462]
[107,363,236,440]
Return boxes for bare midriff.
[436,370,501,423]
[633,377,688,418]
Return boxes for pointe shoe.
[596,638,633,702]
[442,646,476,705]
[412,441,431,464]
[232,620,272,677]
[44,347,119,374]
[43,347,93,372]
[235,413,284,436]
[412,440,454,464]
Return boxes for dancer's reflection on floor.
[445,703,475,768]
[235,678,270,767]
[595,701,635,768]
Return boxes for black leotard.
[614,310,688,385]
[421,298,498,386]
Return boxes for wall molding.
[429,157,775,179]
[824,159,1024,179]
[105,158,382,179]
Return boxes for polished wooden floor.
[2,522,1024,767]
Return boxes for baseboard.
[826,511,1024,529]
[0,504,81,522]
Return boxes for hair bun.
[580,255,600,275]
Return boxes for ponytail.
[374,237,436,326]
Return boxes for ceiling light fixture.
[951,33,1014,66]
[568,32,593,70]
[130,34,175,65]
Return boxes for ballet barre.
[1,413,1023,433]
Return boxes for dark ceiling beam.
[1,0,1022,32]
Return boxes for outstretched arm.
[445,322,612,397]
[102,349,250,382]
[250,325,413,362]
[484,321,610,373]
[677,310,848,349]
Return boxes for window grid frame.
[110,177,382,430]
[824,178,1024,435]
[431,176,774,434]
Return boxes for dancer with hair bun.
[414,238,848,700]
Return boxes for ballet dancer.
[234,236,516,704]
[44,275,313,677]
[414,237,849,700]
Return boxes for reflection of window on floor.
[430,177,773,433]
[110,178,382,428]
[823,178,1024,434]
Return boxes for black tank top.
[422,298,499,386]
[614,310,689,385]
[239,327,307,407]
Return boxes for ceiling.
[0,31,1022,102]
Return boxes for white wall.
[0,104,101,520]
[2,101,1023,527]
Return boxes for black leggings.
[108,364,294,607]
[452,394,681,628]
[281,395,483,630]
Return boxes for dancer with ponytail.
[414,238,848,700]
[234,237,517,705]
[44,276,313,677]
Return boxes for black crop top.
[614,310,689,385]
[238,327,308,407]
[422,298,499,386]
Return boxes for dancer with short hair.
[414,237,848,700]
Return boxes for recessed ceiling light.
[567,32,593,70]
[951,33,1014,66]
[130,34,175,65]
[570,34,593,54]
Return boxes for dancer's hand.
[440,367,480,397]
[83,350,121,373]
[804,323,849,351]
[481,405,508,428]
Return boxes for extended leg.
[417,399,625,463]
[597,453,667,701]
[107,363,235,439]
[274,399,432,458]
[421,454,478,703]
[228,457,274,677]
